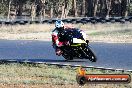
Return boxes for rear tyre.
[62,53,73,61]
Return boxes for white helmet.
[55,20,64,28]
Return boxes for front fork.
[86,40,89,45]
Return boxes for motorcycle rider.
[52,20,87,56]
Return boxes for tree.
[106,0,112,17]
[82,0,86,16]
[30,0,36,20]
[61,2,65,18]
[121,0,128,17]
[41,0,46,18]
[50,3,53,18]
[86,0,94,17]
[0,0,8,16]
[0,0,132,18]
[12,0,27,18]
[7,0,12,19]
[93,0,99,17]
[73,0,77,17]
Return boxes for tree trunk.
[64,8,69,18]
[85,0,88,16]
[73,0,77,17]
[61,5,65,19]
[42,0,45,18]
[100,0,107,17]
[87,0,93,17]
[118,0,122,16]
[38,0,45,20]
[125,0,130,16]
[31,3,36,21]
[7,0,12,20]
[82,0,86,16]
[121,0,128,17]
[111,0,122,16]
[93,0,99,17]
[17,3,23,18]
[106,0,112,17]
[50,4,53,18]
[62,0,72,18]
[40,0,45,20]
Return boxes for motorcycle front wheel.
[82,46,97,62]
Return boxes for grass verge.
[0,62,132,88]
[0,23,132,43]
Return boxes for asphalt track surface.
[0,40,132,70]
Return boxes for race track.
[0,40,132,70]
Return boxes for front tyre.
[87,47,97,62]
[83,46,97,62]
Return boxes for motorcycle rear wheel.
[62,53,73,61]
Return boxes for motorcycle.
[57,29,97,62]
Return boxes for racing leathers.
[52,26,87,56]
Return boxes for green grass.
[0,63,76,85]
[89,28,132,36]
[0,63,132,88]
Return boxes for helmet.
[55,20,64,31]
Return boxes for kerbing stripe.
[86,66,95,68]
[115,69,124,71]
[104,68,115,71]
[73,65,81,67]
[7,60,17,62]
[34,62,44,64]
[63,64,71,66]
[50,63,60,65]
[126,70,132,72]
[22,61,32,63]
[96,67,105,69]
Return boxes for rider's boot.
[56,48,63,56]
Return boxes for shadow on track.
[0,40,89,63]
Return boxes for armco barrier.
[0,16,132,25]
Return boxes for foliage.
[0,0,132,18]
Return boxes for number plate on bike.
[73,38,85,43]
